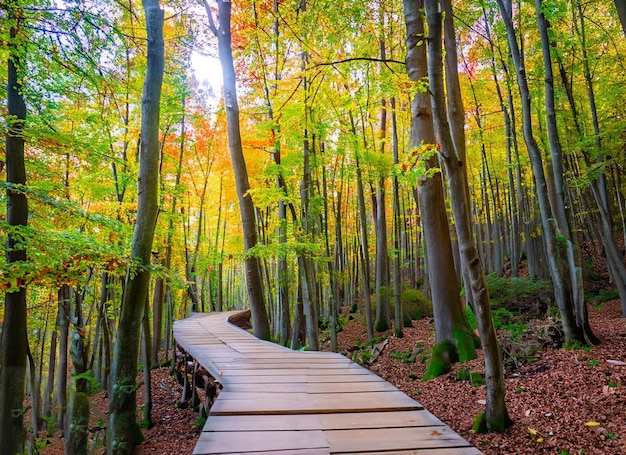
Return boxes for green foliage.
[485,273,552,306]
[401,288,433,320]
[563,339,585,350]
[194,416,207,429]
[390,342,424,364]
[71,371,102,396]
[585,289,619,305]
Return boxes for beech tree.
[109,1,164,453]
[403,0,476,381]
[203,0,271,341]
[0,5,28,453]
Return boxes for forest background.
[1,0,626,454]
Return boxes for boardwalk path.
[174,311,484,455]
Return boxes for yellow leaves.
[527,427,544,443]
[584,421,601,427]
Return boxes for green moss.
[455,368,470,381]
[423,339,457,380]
[470,372,485,387]
[473,411,513,434]
[472,413,487,433]
[488,416,514,433]
[454,325,477,362]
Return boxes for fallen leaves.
[330,299,626,455]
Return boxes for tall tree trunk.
[0,9,28,453]
[56,285,71,433]
[109,2,164,453]
[67,288,89,455]
[425,0,510,431]
[403,0,476,380]
[391,97,404,337]
[496,0,581,342]
[204,0,271,340]
[535,0,597,343]
[352,115,375,341]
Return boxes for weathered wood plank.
[209,391,421,416]
[202,410,446,432]
[192,430,329,454]
[324,427,474,452]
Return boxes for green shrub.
[401,288,433,320]
[485,273,551,306]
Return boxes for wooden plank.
[324,427,473,452]
[202,410,445,432]
[192,430,328,454]
[218,367,371,377]
[209,391,421,415]
[212,361,353,370]
[219,373,386,385]
[353,449,483,455]
[220,380,398,394]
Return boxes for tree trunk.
[614,0,626,36]
[204,0,271,340]
[496,0,581,342]
[403,0,476,380]
[424,0,510,431]
[67,290,89,455]
[56,285,71,433]
[0,10,28,453]
[109,2,164,453]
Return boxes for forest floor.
[38,299,626,455]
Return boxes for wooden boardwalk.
[174,311,483,455]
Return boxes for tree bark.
[424,0,510,431]
[109,2,164,453]
[496,0,581,342]
[0,9,28,453]
[403,0,476,377]
[204,0,271,340]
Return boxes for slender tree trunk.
[0,10,28,453]
[424,0,510,431]
[56,285,71,433]
[496,0,581,342]
[67,289,89,455]
[109,2,164,452]
[535,0,597,343]
[391,98,404,337]
[204,0,271,340]
[142,294,153,428]
[403,0,476,379]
